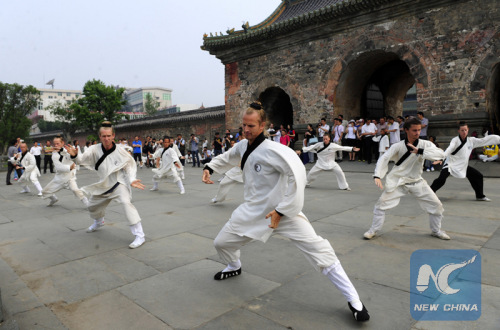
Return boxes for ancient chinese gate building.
[202,0,500,139]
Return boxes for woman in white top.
[344,120,358,161]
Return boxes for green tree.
[0,82,39,154]
[144,93,160,116]
[46,100,80,141]
[51,79,129,137]
[37,118,63,132]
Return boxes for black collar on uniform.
[20,151,28,163]
[241,132,266,170]
[318,142,330,153]
[95,142,116,171]
[58,150,64,162]
[395,138,419,166]
[451,135,467,155]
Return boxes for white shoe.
[430,167,435,171]
[343,187,351,191]
[129,236,145,249]
[363,230,376,239]
[426,169,430,172]
[476,197,491,202]
[48,196,59,206]
[431,231,451,240]
[180,188,185,194]
[20,187,31,193]
[150,187,158,191]
[305,183,311,187]
[181,174,185,180]
[87,219,105,233]
[211,198,217,203]
[38,191,43,197]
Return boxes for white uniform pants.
[307,164,349,190]
[153,170,181,183]
[214,214,339,272]
[214,176,239,202]
[369,181,443,233]
[42,178,85,201]
[88,184,141,225]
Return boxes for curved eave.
[202,0,389,52]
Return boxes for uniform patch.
[254,164,261,172]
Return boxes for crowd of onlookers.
[5,113,499,185]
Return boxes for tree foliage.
[0,82,39,153]
[45,100,80,141]
[144,93,160,116]
[51,79,129,138]
[37,118,63,132]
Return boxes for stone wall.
[219,0,500,140]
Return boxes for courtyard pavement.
[0,159,499,329]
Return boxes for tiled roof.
[202,0,392,52]
[272,0,346,25]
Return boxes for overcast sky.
[1,0,282,107]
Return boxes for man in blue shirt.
[190,134,200,167]
[132,136,143,168]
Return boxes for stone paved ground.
[0,160,499,329]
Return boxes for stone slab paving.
[0,161,498,329]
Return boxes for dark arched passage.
[258,87,293,127]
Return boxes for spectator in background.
[287,124,296,148]
[344,120,358,161]
[30,141,42,171]
[279,129,290,147]
[213,132,223,156]
[190,134,200,167]
[6,139,21,185]
[235,127,243,141]
[132,136,143,167]
[479,144,499,162]
[175,134,186,166]
[224,130,232,151]
[201,147,212,164]
[417,112,428,140]
[304,123,317,163]
[43,140,54,174]
[84,141,91,153]
[318,118,329,138]
[397,116,405,141]
[360,119,377,164]
[387,116,401,146]
[332,118,344,161]
[267,123,277,141]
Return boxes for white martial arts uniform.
[368,139,445,235]
[207,133,362,306]
[11,152,43,194]
[151,146,184,192]
[73,143,143,233]
[302,142,354,190]
[171,143,185,179]
[212,166,243,203]
[441,135,500,178]
[42,149,87,204]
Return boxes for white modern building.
[124,87,173,113]
[29,88,82,122]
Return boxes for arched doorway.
[258,87,293,127]
[335,51,419,120]
[487,62,500,133]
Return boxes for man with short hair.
[6,140,21,185]
[332,118,345,161]
[430,121,500,201]
[364,118,449,240]
[318,118,329,138]
[417,112,428,140]
[386,116,401,145]
[360,119,377,164]
[30,141,42,171]
[397,116,405,141]
[150,137,185,194]
[213,132,223,156]
[190,134,200,167]
[132,136,143,168]
[175,134,186,166]
[65,122,147,249]
[202,103,370,322]
[43,140,54,174]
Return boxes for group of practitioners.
[6,102,500,324]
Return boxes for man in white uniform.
[150,137,185,194]
[300,133,359,190]
[11,143,43,196]
[430,121,500,201]
[202,102,370,322]
[42,136,89,207]
[364,118,449,240]
[65,122,147,249]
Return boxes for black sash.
[241,132,266,170]
[451,136,467,155]
[20,152,27,163]
[95,143,116,171]
[395,139,419,166]
[317,142,330,154]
